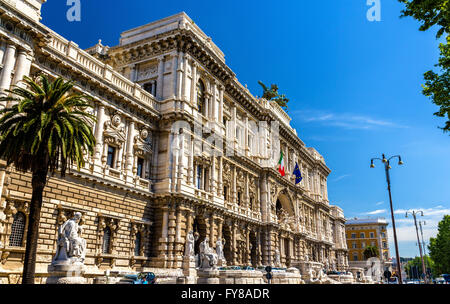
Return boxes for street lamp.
[419,220,430,281]
[370,154,403,284]
[406,210,428,284]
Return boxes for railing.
[45,30,160,113]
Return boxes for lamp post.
[419,221,429,282]
[406,210,427,284]
[405,210,427,283]
[370,154,403,284]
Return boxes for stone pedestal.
[46,263,87,284]
[182,256,197,284]
[197,269,220,284]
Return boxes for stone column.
[218,156,223,196]
[176,52,184,99]
[182,55,188,100]
[129,64,137,82]
[93,104,106,165]
[232,165,236,204]
[212,82,218,121]
[157,206,169,268]
[0,43,16,98]
[217,218,223,240]
[151,80,156,96]
[12,48,32,88]
[125,120,135,177]
[167,205,177,268]
[211,156,216,194]
[190,61,197,105]
[0,40,6,64]
[219,85,224,123]
[244,115,249,156]
[187,136,194,184]
[209,216,215,247]
[156,56,164,100]
[232,221,237,265]
[174,205,183,267]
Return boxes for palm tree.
[0,75,96,284]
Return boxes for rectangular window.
[351,233,356,239]
[196,165,202,190]
[361,242,366,248]
[370,232,374,238]
[137,158,144,178]
[107,146,116,168]
[352,242,357,249]
[360,233,365,238]
[353,255,358,261]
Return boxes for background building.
[345,217,392,280]
[0,0,349,283]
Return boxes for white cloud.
[375,201,384,206]
[292,110,409,130]
[365,209,387,215]
[384,205,449,256]
[331,174,351,182]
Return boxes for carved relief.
[134,127,153,157]
[103,113,126,147]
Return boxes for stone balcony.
[46,30,160,114]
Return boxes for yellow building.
[345,218,391,268]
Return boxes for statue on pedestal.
[184,230,195,258]
[198,237,218,270]
[274,249,281,267]
[48,212,87,284]
[53,212,86,265]
[216,237,226,266]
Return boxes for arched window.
[196,80,206,115]
[134,231,141,256]
[102,227,111,254]
[9,212,26,247]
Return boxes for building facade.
[0,0,348,283]
[345,218,391,274]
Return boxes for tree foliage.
[398,0,450,133]
[428,215,450,275]
[363,245,379,259]
[404,255,435,279]
[0,75,96,283]
[257,81,289,110]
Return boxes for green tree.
[404,256,435,279]
[398,1,450,133]
[428,215,450,275]
[0,75,96,284]
[363,245,379,259]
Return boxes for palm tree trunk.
[21,168,47,284]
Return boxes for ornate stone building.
[0,0,348,283]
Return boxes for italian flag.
[278,151,285,176]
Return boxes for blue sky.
[40,1,450,258]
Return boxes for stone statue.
[274,249,281,267]
[216,237,225,261]
[184,230,195,257]
[53,212,86,265]
[198,237,218,270]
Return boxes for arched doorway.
[222,225,232,264]
[193,217,207,256]
[249,231,258,268]
[275,192,295,222]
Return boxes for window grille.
[102,227,111,254]
[9,212,26,247]
[134,232,141,256]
